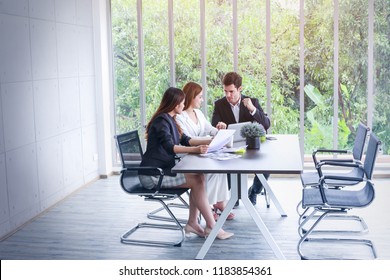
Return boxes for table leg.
[195,174,285,260]
[241,174,286,259]
[256,174,287,217]
[195,175,238,260]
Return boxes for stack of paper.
[207,129,236,153]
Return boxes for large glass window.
[205,0,234,115]
[303,0,335,153]
[270,1,300,135]
[338,0,369,150]
[373,0,390,155]
[111,0,139,133]
[143,0,170,122]
[173,0,201,89]
[237,1,267,121]
[111,0,390,157]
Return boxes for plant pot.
[246,137,260,149]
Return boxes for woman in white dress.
[176,82,235,220]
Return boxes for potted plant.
[240,123,266,149]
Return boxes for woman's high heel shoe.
[184,224,205,237]
[204,227,234,240]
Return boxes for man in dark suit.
[211,72,270,206]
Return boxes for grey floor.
[0,174,389,260]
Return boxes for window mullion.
[333,0,339,150]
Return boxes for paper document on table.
[221,145,247,153]
[200,152,242,160]
[207,129,236,153]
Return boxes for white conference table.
[172,134,303,260]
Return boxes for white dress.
[177,110,230,205]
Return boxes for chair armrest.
[314,148,349,154]
[319,158,362,164]
[313,160,361,178]
[175,155,182,162]
[319,158,353,163]
[312,148,349,168]
[123,161,142,168]
[121,166,164,175]
[320,175,364,183]
[317,161,361,169]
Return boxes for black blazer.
[211,94,270,130]
[140,113,191,176]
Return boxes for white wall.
[0,0,111,239]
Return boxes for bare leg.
[184,173,233,239]
[187,191,203,233]
[185,174,233,239]
[213,201,226,211]
[185,173,218,229]
[213,200,235,220]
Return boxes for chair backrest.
[363,132,381,179]
[115,130,143,168]
[352,122,370,161]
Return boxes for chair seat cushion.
[302,183,374,209]
[121,172,188,196]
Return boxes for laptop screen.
[227,121,251,142]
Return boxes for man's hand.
[242,98,256,113]
[216,121,227,129]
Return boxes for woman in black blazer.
[139,87,233,240]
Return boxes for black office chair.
[296,123,370,228]
[301,122,369,188]
[297,133,381,259]
[298,132,381,235]
[297,177,377,260]
[115,130,190,247]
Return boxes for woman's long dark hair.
[145,87,185,139]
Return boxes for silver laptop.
[227,121,251,142]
